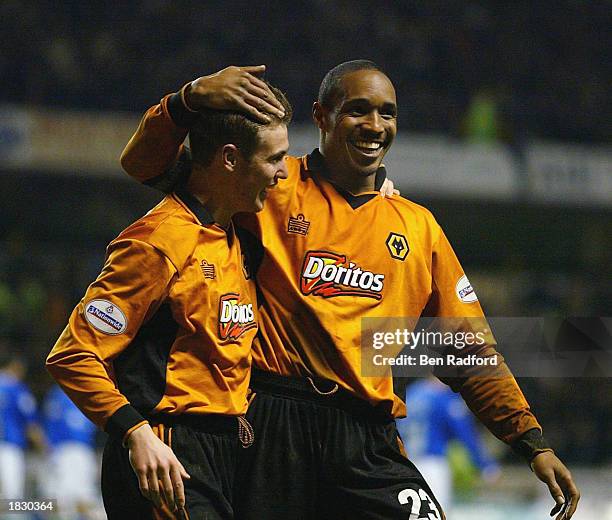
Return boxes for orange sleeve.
[46,239,176,438]
[120,91,194,188]
[425,227,541,444]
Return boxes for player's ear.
[312,101,328,132]
[221,144,239,172]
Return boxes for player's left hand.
[531,451,580,519]
[380,176,400,198]
[184,65,285,123]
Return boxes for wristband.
[511,428,554,465]
[167,85,200,128]
[180,82,199,113]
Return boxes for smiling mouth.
[350,140,384,156]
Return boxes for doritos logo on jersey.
[218,293,256,342]
[300,251,385,300]
[84,299,127,335]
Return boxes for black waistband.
[249,369,393,423]
[147,413,239,434]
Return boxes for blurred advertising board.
[1,106,610,207]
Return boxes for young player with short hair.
[47,79,292,519]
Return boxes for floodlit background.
[0,2,610,518]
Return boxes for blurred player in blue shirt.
[0,352,44,498]
[42,385,99,518]
[396,377,500,511]
[43,385,96,448]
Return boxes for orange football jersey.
[119,94,541,443]
[47,189,258,439]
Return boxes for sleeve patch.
[455,275,478,303]
[84,299,128,334]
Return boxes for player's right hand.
[126,423,191,512]
[184,65,286,123]
[531,451,580,519]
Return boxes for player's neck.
[187,167,235,228]
[319,154,376,195]
[192,191,234,228]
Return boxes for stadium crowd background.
[2,1,610,143]
[0,1,610,517]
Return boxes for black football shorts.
[102,414,244,520]
[234,369,445,520]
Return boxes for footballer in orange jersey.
[47,75,292,519]
[120,62,579,520]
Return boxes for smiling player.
[120,61,579,520]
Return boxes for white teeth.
[353,141,381,150]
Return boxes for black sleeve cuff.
[105,404,146,440]
[167,91,200,128]
[511,428,553,463]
